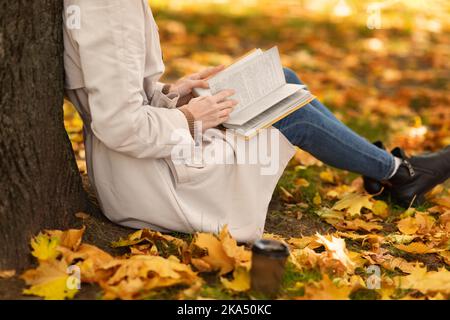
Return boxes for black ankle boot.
[388,146,450,206]
[363,141,386,195]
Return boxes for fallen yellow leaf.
[335,219,383,232]
[315,234,355,272]
[313,193,322,206]
[100,255,198,300]
[372,200,389,219]
[22,259,78,300]
[397,217,419,235]
[320,170,335,184]
[332,193,373,217]
[31,233,60,261]
[298,275,352,300]
[220,267,250,292]
[190,226,251,275]
[395,265,450,294]
[47,226,86,251]
[395,242,443,254]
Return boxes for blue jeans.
[273,68,395,181]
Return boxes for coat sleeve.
[69,0,191,159]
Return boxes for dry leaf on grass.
[30,233,60,261]
[190,226,251,275]
[100,255,199,300]
[335,219,383,232]
[395,265,450,295]
[298,275,352,300]
[397,217,419,235]
[372,200,389,219]
[332,193,373,217]
[47,226,86,251]
[220,267,250,292]
[316,208,345,225]
[363,251,416,274]
[60,244,114,283]
[395,242,444,254]
[22,259,79,300]
[315,234,355,272]
[111,229,188,258]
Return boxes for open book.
[193,46,315,138]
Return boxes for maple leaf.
[31,233,60,261]
[287,236,322,250]
[47,226,86,251]
[315,234,355,272]
[61,244,114,283]
[298,275,352,300]
[111,228,187,258]
[395,242,444,254]
[219,227,252,270]
[22,259,78,300]
[414,212,436,234]
[325,184,356,199]
[372,200,389,219]
[397,216,419,235]
[100,255,199,300]
[316,208,345,225]
[190,234,235,275]
[335,219,383,232]
[220,267,250,292]
[363,251,416,274]
[189,226,251,275]
[332,193,373,217]
[395,265,450,294]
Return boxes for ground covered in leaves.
[1,0,449,300]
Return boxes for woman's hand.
[170,65,225,107]
[179,89,238,132]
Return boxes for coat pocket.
[163,158,191,185]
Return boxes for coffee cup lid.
[252,239,290,258]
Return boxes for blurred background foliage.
[65,0,450,173]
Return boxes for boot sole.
[409,171,450,207]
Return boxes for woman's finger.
[218,108,233,119]
[212,89,235,103]
[197,65,225,80]
[217,99,238,110]
[188,79,209,89]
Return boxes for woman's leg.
[283,68,340,123]
[275,68,396,181]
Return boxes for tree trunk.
[0,0,90,270]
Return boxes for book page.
[226,83,306,125]
[208,47,285,112]
[192,49,263,97]
[223,89,314,137]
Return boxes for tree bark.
[0,0,90,270]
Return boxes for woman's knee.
[283,67,305,85]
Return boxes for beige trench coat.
[63,0,295,242]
